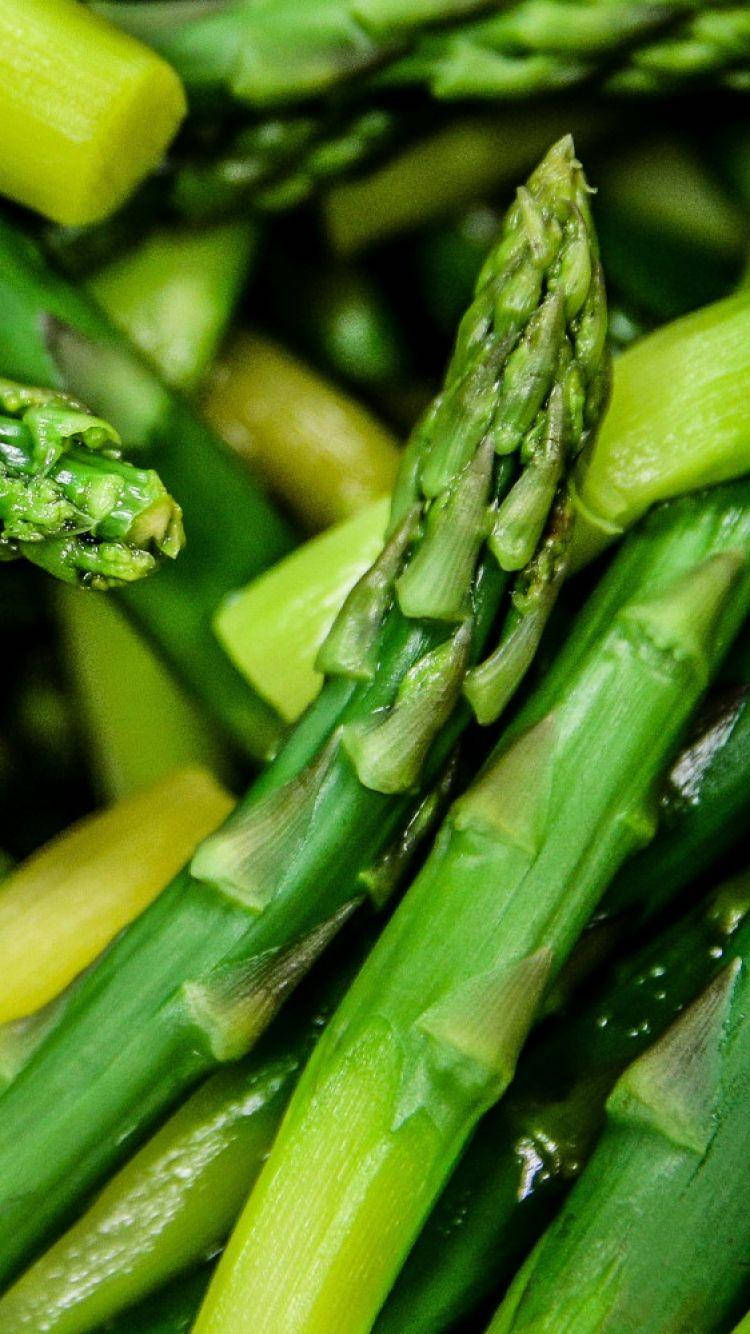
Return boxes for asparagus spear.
[489,899,750,1333]
[0,215,294,760]
[98,0,749,107]
[0,139,607,1285]
[192,476,750,1333]
[0,375,183,587]
[377,863,750,1334]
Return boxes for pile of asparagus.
[0,3,749,1332]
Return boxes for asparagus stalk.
[98,0,749,107]
[215,499,389,723]
[0,216,294,760]
[88,222,260,394]
[192,477,750,1333]
[377,862,750,1334]
[0,923,374,1333]
[65,221,260,796]
[0,138,606,1286]
[0,768,231,1023]
[489,901,750,1333]
[570,289,750,567]
[383,2,750,99]
[0,0,185,225]
[0,376,183,587]
[202,332,399,531]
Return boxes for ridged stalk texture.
[192,480,750,1334]
[0,215,294,760]
[0,375,182,586]
[0,923,372,1333]
[490,895,750,1333]
[378,865,750,1333]
[0,140,606,1287]
[99,0,750,107]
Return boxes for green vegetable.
[88,221,259,394]
[570,288,750,567]
[383,3,750,99]
[603,676,750,926]
[0,138,606,1287]
[192,480,750,1334]
[489,892,750,1333]
[98,0,749,107]
[215,498,389,723]
[378,864,750,1333]
[0,375,182,587]
[0,924,369,1332]
[0,216,294,760]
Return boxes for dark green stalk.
[43,107,404,275]
[490,895,750,1332]
[0,141,606,1286]
[0,923,372,1332]
[0,376,182,587]
[377,866,750,1334]
[0,216,294,759]
[192,481,750,1333]
[97,0,749,107]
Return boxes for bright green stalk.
[0,376,183,587]
[733,1314,750,1334]
[570,289,750,567]
[377,858,750,1334]
[0,215,294,760]
[87,221,259,393]
[0,140,607,1286]
[193,480,750,1334]
[489,902,750,1333]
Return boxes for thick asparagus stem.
[377,863,750,1334]
[489,901,750,1333]
[192,481,750,1333]
[0,140,606,1286]
[0,0,185,225]
[0,377,183,587]
[0,216,294,760]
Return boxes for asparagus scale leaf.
[490,901,750,1334]
[0,375,183,587]
[0,140,607,1286]
[192,481,750,1334]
